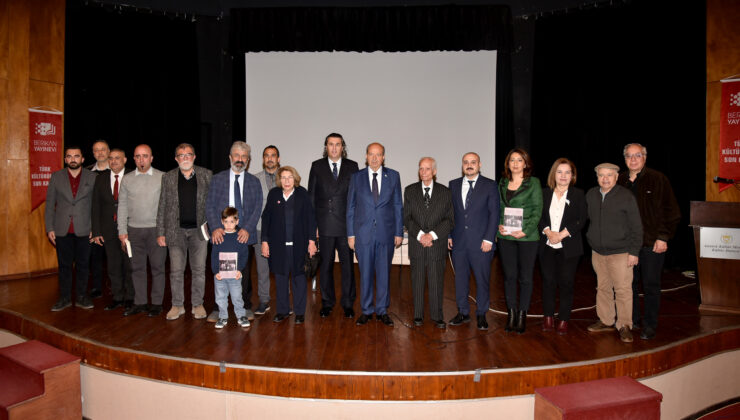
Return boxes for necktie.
[465,180,474,209]
[332,162,338,180]
[113,174,119,221]
[234,174,242,211]
[372,172,379,203]
[424,187,431,207]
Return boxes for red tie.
[113,174,119,221]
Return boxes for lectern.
[690,201,740,313]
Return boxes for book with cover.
[218,252,238,279]
[503,207,523,235]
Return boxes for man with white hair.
[585,162,643,343]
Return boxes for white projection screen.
[245,51,497,189]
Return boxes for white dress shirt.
[228,169,244,208]
[416,180,439,241]
[461,174,479,208]
[367,166,383,194]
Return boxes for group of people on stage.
[44,135,680,342]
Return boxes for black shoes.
[273,313,290,323]
[432,319,446,329]
[76,295,94,310]
[449,313,471,326]
[89,288,103,299]
[515,310,527,334]
[295,315,305,325]
[148,304,163,317]
[640,326,656,340]
[378,314,394,327]
[344,307,355,318]
[505,308,516,332]
[124,300,133,310]
[105,300,124,311]
[123,304,148,316]
[51,297,72,312]
[356,314,372,325]
[477,315,488,330]
[319,306,332,317]
[414,318,423,326]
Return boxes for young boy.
[211,207,251,329]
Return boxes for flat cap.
[594,162,620,172]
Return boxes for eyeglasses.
[280,175,294,181]
[625,153,644,159]
[176,153,194,159]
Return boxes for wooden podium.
[690,201,740,314]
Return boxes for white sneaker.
[237,316,251,328]
[215,318,228,329]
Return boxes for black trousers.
[411,256,445,320]
[538,246,580,321]
[318,235,356,309]
[240,246,254,310]
[89,240,104,291]
[632,246,666,330]
[498,239,539,312]
[55,234,91,300]
[101,236,133,302]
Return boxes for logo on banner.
[731,92,740,107]
[34,122,57,136]
[721,234,734,244]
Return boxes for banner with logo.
[700,227,740,260]
[29,108,63,211]
[719,78,740,192]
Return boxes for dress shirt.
[416,181,438,241]
[229,169,244,208]
[367,167,383,194]
[461,174,479,205]
[546,190,568,249]
[110,169,125,194]
[328,157,342,173]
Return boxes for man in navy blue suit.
[347,142,403,327]
[448,152,500,330]
[206,141,263,321]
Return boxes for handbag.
[304,244,320,278]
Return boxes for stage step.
[0,340,81,420]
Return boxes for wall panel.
[29,0,64,84]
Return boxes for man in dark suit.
[347,142,403,327]
[448,152,500,330]
[91,148,134,311]
[86,140,111,299]
[403,157,454,329]
[45,145,97,311]
[206,141,263,320]
[308,133,359,319]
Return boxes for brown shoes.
[619,326,634,343]
[192,305,207,319]
[166,306,185,320]
[587,320,615,332]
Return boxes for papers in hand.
[503,207,523,235]
[125,239,132,258]
[201,221,210,241]
[219,252,238,279]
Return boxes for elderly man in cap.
[585,162,643,343]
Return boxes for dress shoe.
[51,297,72,312]
[166,306,185,320]
[76,295,94,310]
[640,326,656,340]
[124,300,133,310]
[89,288,103,299]
[207,309,220,322]
[477,315,489,330]
[432,319,446,329]
[295,315,305,325]
[191,305,207,319]
[378,314,394,327]
[619,326,634,343]
[587,320,615,332]
[123,304,147,316]
[515,310,527,334]
[556,320,568,335]
[105,300,124,311]
[542,316,555,332]
[356,314,372,325]
[319,306,332,318]
[344,307,355,318]
[505,308,517,332]
[273,313,290,323]
[413,318,423,326]
[148,304,163,317]
[449,313,471,326]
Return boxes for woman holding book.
[538,158,587,335]
[261,166,317,325]
[497,148,543,334]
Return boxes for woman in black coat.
[538,158,588,335]
[261,166,317,324]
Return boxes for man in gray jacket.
[156,143,213,320]
[45,145,97,311]
[585,162,643,343]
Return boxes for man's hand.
[92,236,105,246]
[118,234,128,251]
[348,237,355,250]
[211,228,225,244]
[308,240,317,257]
[261,242,270,258]
[394,236,403,248]
[47,231,56,246]
[481,241,493,252]
[157,236,167,247]
[628,255,639,267]
[419,233,433,247]
[448,238,453,250]
[653,239,668,254]
[237,228,249,244]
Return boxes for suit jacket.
[497,177,543,242]
[538,186,587,259]
[403,181,454,261]
[91,168,133,239]
[308,158,359,237]
[448,175,500,252]
[261,187,317,275]
[156,165,213,242]
[347,167,403,246]
[205,169,262,245]
[44,168,96,236]
[252,169,277,234]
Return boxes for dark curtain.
[65,1,201,172]
[228,5,515,165]
[530,1,706,269]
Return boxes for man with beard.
[206,141,262,321]
[91,148,134,311]
[45,145,97,311]
[156,143,213,320]
[117,144,167,317]
[308,133,359,319]
[251,145,281,316]
[86,140,111,299]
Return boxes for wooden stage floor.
[1,255,739,400]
